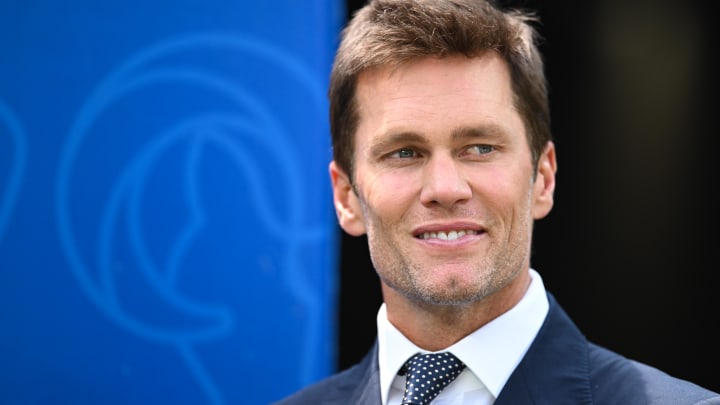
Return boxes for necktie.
[400,352,466,405]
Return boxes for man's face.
[331,53,556,307]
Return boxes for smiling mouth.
[416,229,479,241]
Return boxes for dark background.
[338,0,719,393]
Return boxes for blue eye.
[394,148,416,158]
[469,144,493,154]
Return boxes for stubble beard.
[378,246,527,307]
[368,213,532,308]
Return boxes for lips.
[412,222,485,241]
[417,229,478,240]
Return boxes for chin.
[416,282,491,306]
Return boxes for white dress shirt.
[377,269,550,405]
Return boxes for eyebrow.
[450,124,508,142]
[368,132,427,157]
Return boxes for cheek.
[471,167,533,212]
[362,171,419,219]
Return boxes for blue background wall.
[0,1,344,404]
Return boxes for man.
[274,0,720,403]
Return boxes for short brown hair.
[329,0,551,178]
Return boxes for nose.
[419,154,472,208]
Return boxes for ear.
[329,161,367,236]
[531,141,557,220]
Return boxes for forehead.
[354,53,522,145]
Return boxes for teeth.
[420,230,477,240]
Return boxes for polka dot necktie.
[399,352,466,405]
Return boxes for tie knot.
[401,352,466,405]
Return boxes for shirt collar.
[377,269,549,404]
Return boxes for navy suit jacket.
[273,293,720,404]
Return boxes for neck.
[383,270,531,351]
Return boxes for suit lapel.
[342,294,593,405]
[495,293,594,405]
[344,341,382,405]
